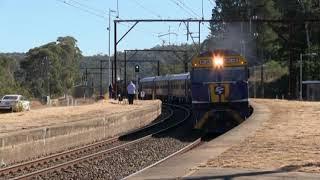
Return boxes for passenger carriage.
[140,77,156,99]
[168,73,190,103]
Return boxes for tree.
[0,56,28,97]
[208,0,320,98]
[208,0,281,65]
[20,36,82,98]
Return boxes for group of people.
[108,81,136,105]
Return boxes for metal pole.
[116,0,119,18]
[254,66,256,98]
[261,64,264,98]
[85,68,88,85]
[108,9,111,88]
[136,72,139,100]
[300,53,303,100]
[47,57,50,98]
[114,21,117,99]
[201,0,204,20]
[124,51,127,96]
[169,26,171,45]
[111,60,114,86]
[100,60,103,97]
[198,21,201,47]
[288,23,293,99]
[261,49,264,98]
[157,60,160,76]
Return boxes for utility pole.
[201,0,204,20]
[260,49,264,98]
[111,60,114,85]
[261,64,264,98]
[124,51,127,94]
[116,0,119,18]
[44,56,50,98]
[169,26,171,45]
[253,66,257,98]
[157,60,160,76]
[85,68,88,85]
[100,60,103,97]
[114,21,118,99]
[108,9,116,88]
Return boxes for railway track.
[0,103,195,180]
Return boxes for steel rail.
[7,104,189,179]
[123,137,202,180]
[123,104,201,179]
[0,104,173,179]
[0,136,119,178]
[121,105,173,136]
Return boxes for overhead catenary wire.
[55,0,210,48]
[54,0,158,37]
[169,0,209,42]
[169,0,203,19]
[176,0,201,18]
[67,0,119,19]
[130,0,176,40]
[56,0,121,20]
[207,0,214,6]
[55,0,106,19]
[68,0,108,16]
[169,0,195,18]
[132,0,162,18]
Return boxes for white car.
[0,95,31,112]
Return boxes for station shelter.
[303,80,320,101]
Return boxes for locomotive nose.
[209,83,230,103]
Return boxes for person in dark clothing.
[127,81,136,104]
[108,84,113,99]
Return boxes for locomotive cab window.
[191,67,247,83]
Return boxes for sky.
[0,0,215,56]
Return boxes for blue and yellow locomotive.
[191,49,250,133]
[139,49,250,132]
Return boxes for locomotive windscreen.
[191,67,247,83]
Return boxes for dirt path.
[207,99,320,173]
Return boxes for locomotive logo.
[215,86,225,95]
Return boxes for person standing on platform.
[108,84,113,99]
[127,81,136,104]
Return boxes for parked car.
[0,95,30,112]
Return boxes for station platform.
[128,99,320,179]
[0,99,161,165]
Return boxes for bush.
[13,101,24,112]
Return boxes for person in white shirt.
[127,81,136,104]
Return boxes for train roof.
[140,76,156,82]
[154,75,171,81]
[192,49,247,68]
[168,72,190,80]
[141,73,190,82]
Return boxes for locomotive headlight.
[213,55,224,68]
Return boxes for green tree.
[208,0,280,65]
[0,56,28,97]
[208,0,320,98]
[20,36,82,98]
